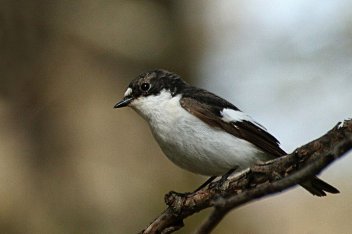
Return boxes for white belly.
[150,112,268,176]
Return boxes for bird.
[114,69,339,196]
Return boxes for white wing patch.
[220,108,266,130]
[124,87,132,97]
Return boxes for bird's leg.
[193,176,217,192]
[209,168,237,190]
[166,169,237,202]
[166,176,217,202]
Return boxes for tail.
[300,177,339,197]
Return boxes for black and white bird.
[114,69,339,196]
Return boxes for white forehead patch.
[124,87,132,97]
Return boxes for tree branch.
[140,119,352,234]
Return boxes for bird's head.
[114,69,186,119]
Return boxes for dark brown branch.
[141,119,352,234]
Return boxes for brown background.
[1,1,351,233]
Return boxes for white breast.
[130,90,268,176]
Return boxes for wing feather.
[180,90,286,158]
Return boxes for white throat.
[130,90,181,124]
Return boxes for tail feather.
[300,177,339,197]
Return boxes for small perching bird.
[114,69,339,196]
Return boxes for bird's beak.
[114,96,133,108]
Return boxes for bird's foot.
[209,168,236,191]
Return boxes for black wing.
[180,88,286,157]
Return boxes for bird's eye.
[140,83,150,92]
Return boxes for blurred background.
[1,0,351,233]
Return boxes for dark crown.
[127,69,187,98]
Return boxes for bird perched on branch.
[114,69,339,196]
